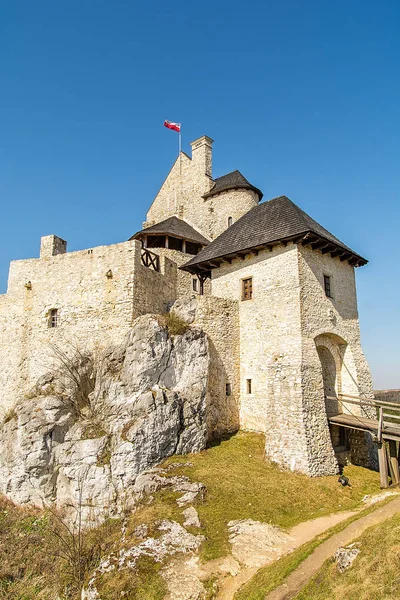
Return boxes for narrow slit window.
[226,383,232,396]
[49,309,59,328]
[192,278,198,292]
[242,277,253,301]
[228,216,233,227]
[324,275,332,298]
[246,379,252,394]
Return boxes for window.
[226,383,232,396]
[246,379,252,394]
[192,278,198,292]
[242,277,253,301]
[186,241,201,255]
[49,309,59,328]
[228,216,233,227]
[168,236,183,251]
[324,275,332,298]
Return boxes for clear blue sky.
[0,1,399,388]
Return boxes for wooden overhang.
[180,232,367,275]
[130,216,210,247]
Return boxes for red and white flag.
[164,120,181,132]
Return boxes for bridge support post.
[378,443,389,489]
[389,441,399,485]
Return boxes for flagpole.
[179,126,182,174]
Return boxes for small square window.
[226,383,232,396]
[246,379,252,394]
[242,277,253,301]
[192,278,198,292]
[324,275,332,298]
[49,309,59,328]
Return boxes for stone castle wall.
[210,242,374,476]
[193,296,240,439]
[210,246,305,455]
[298,244,375,473]
[0,240,180,412]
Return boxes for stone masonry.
[0,133,376,477]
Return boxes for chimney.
[190,135,213,178]
[40,235,67,258]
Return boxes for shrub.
[160,312,189,336]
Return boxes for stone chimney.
[40,235,67,258]
[190,135,213,178]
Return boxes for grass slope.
[294,512,400,600]
[0,432,380,599]
[163,432,380,560]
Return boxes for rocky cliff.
[0,313,209,523]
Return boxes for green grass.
[163,431,380,560]
[294,512,400,600]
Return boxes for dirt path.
[216,509,357,600]
[265,495,400,600]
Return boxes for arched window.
[228,217,233,227]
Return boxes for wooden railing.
[325,393,400,488]
[141,248,160,272]
[325,393,400,442]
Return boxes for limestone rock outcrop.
[0,314,209,522]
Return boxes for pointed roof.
[181,195,367,272]
[203,170,263,200]
[130,216,210,246]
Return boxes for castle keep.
[0,135,374,476]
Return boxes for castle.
[0,135,374,476]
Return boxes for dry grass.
[294,512,400,600]
[0,495,120,599]
[160,312,189,336]
[1,407,16,426]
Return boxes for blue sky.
[0,1,399,388]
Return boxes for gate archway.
[317,345,340,416]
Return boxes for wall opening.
[48,309,59,328]
[317,345,340,417]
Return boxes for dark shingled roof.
[130,216,210,246]
[181,195,367,272]
[203,170,263,200]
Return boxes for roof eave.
[130,231,209,246]
[180,232,367,274]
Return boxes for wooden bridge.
[326,393,400,489]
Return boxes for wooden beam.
[378,443,390,489]
[311,240,326,250]
[340,253,352,262]
[330,249,342,258]
[292,234,307,244]
[389,441,399,485]
[348,258,359,266]
[301,234,319,246]
[321,244,336,254]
